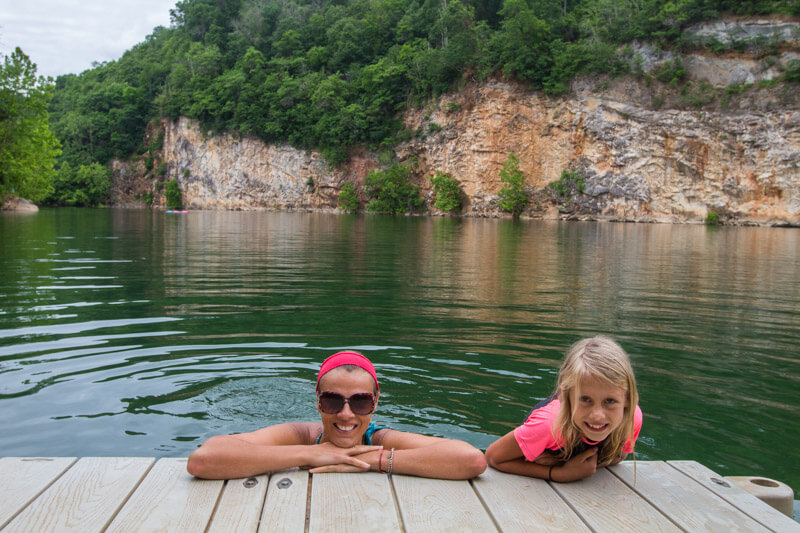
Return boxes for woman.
[187,351,486,480]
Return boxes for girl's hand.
[552,447,598,482]
[305,442,382,471]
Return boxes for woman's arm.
[308,429,487,479]
[187,422,381,479]
[485,431,599,482]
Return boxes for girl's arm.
[486,431,599,482]
[309,429,487,479]
[187,422,381,479]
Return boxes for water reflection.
[0,209,798,497]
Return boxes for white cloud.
[0,0,177,78]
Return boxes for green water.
[1,208,799,498]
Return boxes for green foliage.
[365,163,423,214]
[497,153,528,217]
[0,48,61,202]
[49,162,111,206]
[430,171,462,212]
[655,59,688,85]
[338,182,359,213]
[784,59,800,83]
[549,170,586,200]
[164,178,182,208]
[705,210,720,224]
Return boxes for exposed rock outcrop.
[1,196,39,212]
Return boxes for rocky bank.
[111,18,800,226]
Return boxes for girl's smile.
[571,374,627,442]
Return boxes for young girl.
[486,336,642,482]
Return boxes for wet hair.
[553,336,639,465]
[318,364,379,395]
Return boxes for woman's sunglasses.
[317,391,375,415]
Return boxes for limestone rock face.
[160,117,376,211]
[399,80,800,224]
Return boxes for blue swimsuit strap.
[315,422,389,445]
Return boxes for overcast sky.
[1,1,178,79]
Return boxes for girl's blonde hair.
[553,335,639,466]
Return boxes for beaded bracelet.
[387,448,395,475]
[548,464,555,482]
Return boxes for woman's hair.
[553,336,639,465]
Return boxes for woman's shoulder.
[243,421,322,445]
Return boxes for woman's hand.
[306,442,382,473]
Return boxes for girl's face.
[317,367,378,448]
[570,373,627,443]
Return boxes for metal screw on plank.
[710,477,730,488]
[277,477,292,489]
[243,477,258,488]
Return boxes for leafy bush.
[549,170,586,200]
[784,59,800,83]
[365,163,423,214]
[705,211,720,224]
[338,182,359,213]
[655,59,688,85]
[430,171,462,213]
[497,153,528,217]
[164,179,182,209]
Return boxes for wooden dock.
[0,457,796,532]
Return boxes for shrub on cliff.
[365,163,423,214]
[431,171,463,213]
[497,153,528,218]
[549,170,586,201]
[338,182,359,213]
[164,179,182,209]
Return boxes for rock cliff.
[111,18,800,226]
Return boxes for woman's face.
[317,367,378,448]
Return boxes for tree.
[338,182,360,213]
[431,171,463,212]
[165,178,182,208]
[497,152,528,217]
[0,48,61,202]
[49,162,111,206]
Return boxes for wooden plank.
[208,474,269,533]
[0,457,77,529]
[308,472,401,533]
[258,470,309,533]
[611,461,771,532]
[667,460,800,533]
[552,466,680,532]
[392,474,497,532]
[105,458,224,533]
[2,457,154,533]
[471,468,589,532]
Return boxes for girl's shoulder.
[523,397,561,424]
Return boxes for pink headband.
[316,351,379,391]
